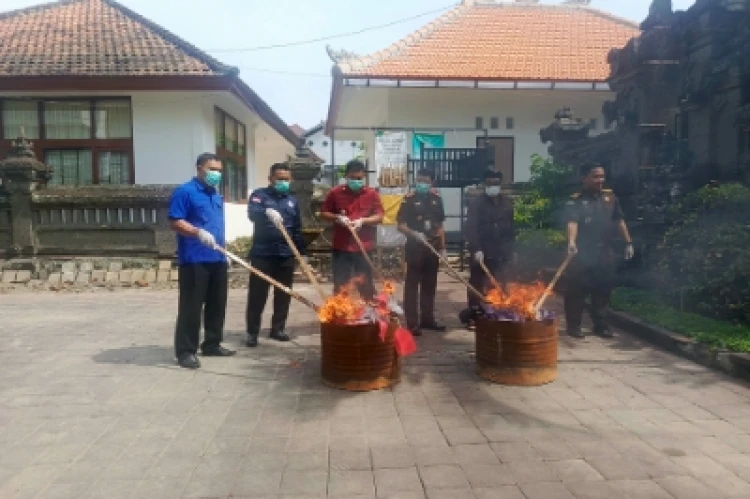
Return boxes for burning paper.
[318,277,401,325]
[482,282,556,322]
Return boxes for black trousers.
[563,258,614,333]
[174,262,228,357]
[332,250,375,300]
[404,244,439,329]
[245,256,295,336]
[467,256,508,309]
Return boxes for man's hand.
[197,228,217,249]
[567,241,578,256]
[335,215,350,226]
[266,208,283,226]
[624,243,634,261]
[351,218,364,231]
[474,251,484,263]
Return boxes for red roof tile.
[0,0,228,76]
[332,1,640,82]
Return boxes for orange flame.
[485,281,547,320]
[318,277,397,324]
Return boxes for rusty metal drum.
[320,318,401,391]
[475,318,558,386]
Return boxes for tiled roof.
[0,0,229,76]
[332,1,640,82]
[289,124,306,137]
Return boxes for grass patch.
[611,287,750,353]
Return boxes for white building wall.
[304,128,363,166]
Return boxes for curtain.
[2,100,40,139]
[98,152,130,184]
[45,150,93,185]
[44,101,91,139]
[95,101,131,139]
[412,133,445,159]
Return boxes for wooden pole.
[272,220,327,301]
[219,247,320,312]
[532,252,574,315]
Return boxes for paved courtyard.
[3,282,750,499]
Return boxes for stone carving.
[326,45,360,63]
[285,144,325,247]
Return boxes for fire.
[484,281,547,321]
[318,277,397,324]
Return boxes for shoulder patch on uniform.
[251,196,262,203]
[602,188,613,192]
[571,193,581,199]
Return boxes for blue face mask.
[204,170,222,188]
[415,183,430,195]
[274,180,290,194]
[347,179,364,192]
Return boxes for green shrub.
[514,154,574,229]
[227,236,253,256]
[611,287,750,353]
[659,183,750,323]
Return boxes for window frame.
[214,106,248,203]
[0,97,135,184]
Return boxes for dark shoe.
[420,322,446,332]
[409,327,422,337]
[246,334,258,348]
[269,331,291,342]
[177,354,200,369]
[201,345,236,357]
[567,329,585,339]
[466,320,476,331]
[595,328,614,339]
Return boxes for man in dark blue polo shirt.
[245,162,307,347]
[168,153,236,369]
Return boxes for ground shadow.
[92,345,175,367]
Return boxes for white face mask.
[485,186,501,197]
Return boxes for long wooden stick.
[402,228,486,301]
[218,247,320,312]
[478,258,503,292]
[345,223,383,282]
[272,220,327,301]
[532,252,574,315]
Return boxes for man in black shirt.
[564,164,634,339]
[397,169,447,336]
[463,169,515,330]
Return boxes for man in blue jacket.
[245,162,307,347]
[168,153,236,369]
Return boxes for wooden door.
[477,137,514,184]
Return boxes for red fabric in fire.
[376,292,416,357]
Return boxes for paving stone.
[90,270,106,282]
[156,270,170,282]
[104,271,118,283]
[2,271,16,283]
[330,448,372,471]
[474,486,527,499]
[586,455,650,480]
[47,272,62,284]
[520,481,576,499]
[158,260,173,271]
[170,269,179,281]
[656,476,717,499]
[462,464,515,488]
[118,270,132,283]
[75,271,91,284]
[564,480,626,499]
[230,470,283,497]
[550,459,605,483]
[453,444,500,466]
[413,446,457,467]
[507,458,559,484]
[607,479,674,499]
[60,261,77,273]
[182,472,235,498]
[418,464,469,489]
[374,467,423,496]
[328,470,375,498]
[425,488,475,499]
[145,269,157,283]
[371,445,416,469]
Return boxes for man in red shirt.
[321,160,384,300]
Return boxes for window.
[475,117,484,130]
[506,117,514,130]
[95,101,131,139]
[2,100,40,139]
[214,107,248,202]
[490,117,499,130]
[98,152,131,184]
[44,101,91,139]
[45,150,93,185]
[1,98,134,185]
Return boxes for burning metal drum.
[320,317,401,391]
[475,317,558,386]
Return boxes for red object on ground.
[393,326,417,357]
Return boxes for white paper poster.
[375,131,408,171]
